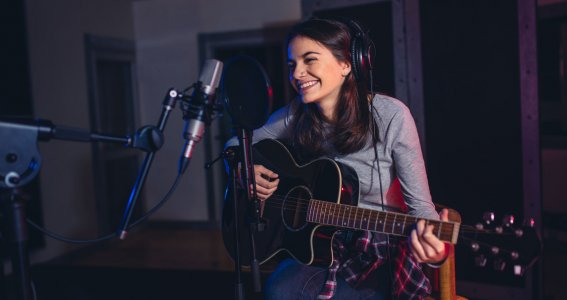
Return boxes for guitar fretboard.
[307,199,460,244]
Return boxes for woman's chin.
[300,95,318,104]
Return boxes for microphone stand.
[116,88,179,239]
[0,118,132,300]
[0,188,33,300]
[0,105,174,299]
[219,147,246,300]
[0,86,186,299]
[237,128,265,295]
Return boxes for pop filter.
[220,55,273,131]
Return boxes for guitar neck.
[307,199,460,244]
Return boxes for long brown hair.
[286,18,373,158]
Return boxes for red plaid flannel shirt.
[317,230,431,299]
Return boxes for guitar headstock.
[459,212,541,276]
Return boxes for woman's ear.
[341,61,352,77]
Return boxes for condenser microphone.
[178,59,223,174]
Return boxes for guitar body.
[222,139,359,267]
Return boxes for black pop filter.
[220,55,273,131]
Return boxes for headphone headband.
[339,18,375,87]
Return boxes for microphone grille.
[199,59,223,95]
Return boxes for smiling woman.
[225,18,447,300]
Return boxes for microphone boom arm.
[116,88,179,239]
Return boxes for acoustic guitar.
[222,139,540,274]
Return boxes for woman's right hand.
[253,165,279,201]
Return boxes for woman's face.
[287,36,351,111]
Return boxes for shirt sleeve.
[390,105,438,220]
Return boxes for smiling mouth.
[297,80,318,91]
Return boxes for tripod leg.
[0,230,6,299]
[1,190,33,300]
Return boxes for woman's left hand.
[409,208,450,264]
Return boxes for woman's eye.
[305,58,316,64]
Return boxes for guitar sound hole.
[281,185,311,232]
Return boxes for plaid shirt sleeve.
[317,231,431,299]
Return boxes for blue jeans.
[264,259,387,300]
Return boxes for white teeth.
[299,81,317,89]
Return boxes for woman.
[228,18,448,299]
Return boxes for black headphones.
[341,19,375,86]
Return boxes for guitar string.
[245,193,516,237]
[258,197,528,257]
[250,197,525,255]
[258,194,515,236]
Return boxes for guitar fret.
[392,214,397,234]
[316,201,323,224]
[381,212,386,233]
[330,203,335,225]
[331,203,336,225]
[330,204,334,225]
[351,207,356,229]
[323,202,328,224]
[374,211,379,232]
[332,204,337,226]
[362,208,366,229]
[347,207,352,228]
[395,214,403,235]
[331,203,337,226]
[312,201,317,222]
[437,221,442,238]
[329,203,335,225]
[362,209,367,229]
[312,201,317,223]
[384,212,393,233]
[340,206,345,226]
[355,207,362,229]
[401,214,407,234]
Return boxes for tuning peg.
[514,265,525,276]
[471,242,480,252]
[526,217,535,227]
[493,259,506,271]
[502,215,515,227]
[495,226,503,234]
[475,223,484,230]
[483,212,495,224]
[511,251,519,260]
[491,246,500,255]
[514,228,524,238]
[475,254,487,267]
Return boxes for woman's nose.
[293,64,306,79]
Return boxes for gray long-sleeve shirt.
[227,94,438,220]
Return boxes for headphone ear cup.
[346,20,373,85]
[351,35,363,81]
